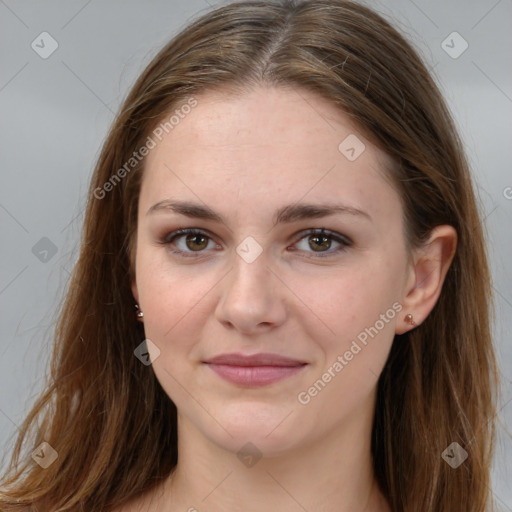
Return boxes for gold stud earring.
[405,313,415,326]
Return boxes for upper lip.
[204,353,307,367]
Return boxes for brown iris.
[185,233,209,251]
[309,234,331,252]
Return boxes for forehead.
[139,86,400,224]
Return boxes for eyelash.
[159,227,352,259]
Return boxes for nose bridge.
[215,245,287,332]
[226,246,275,305]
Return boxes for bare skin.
[119,85,456,511]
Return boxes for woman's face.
[132,85,413,455]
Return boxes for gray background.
[0,0,511,508]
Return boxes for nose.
[214,250,288,335]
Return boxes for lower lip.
[205,363,306,386]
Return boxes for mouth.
[203,353,308,387]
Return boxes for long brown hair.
[0,1,499,510]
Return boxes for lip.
[203,352,308,387]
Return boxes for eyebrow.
[146,199,372,225]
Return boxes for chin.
[205,403,305,455]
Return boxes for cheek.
[291,258,403,339]
[134,252,214,401]
[134,247,205,342]
[291,255,405,397]
[292,269,401,414]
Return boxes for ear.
[396,225,457,334]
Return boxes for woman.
[0,0,499,510]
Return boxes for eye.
[290,228,352,258]
[161,228,219,257]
